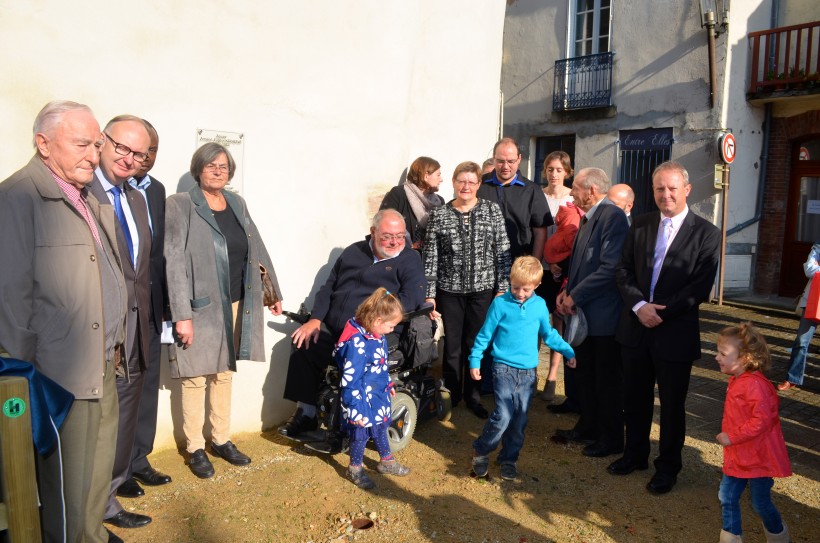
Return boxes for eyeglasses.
[204,163,230,173]
[378,234,405,243]
[454,179,480,187]
[104,133,149,163]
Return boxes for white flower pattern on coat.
[333,318,395,429]
[340,360,355,387]
[374,405,391,423]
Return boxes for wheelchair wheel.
[388,392,417,452]
[435,387,452,422]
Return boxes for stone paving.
[687,302,819,471]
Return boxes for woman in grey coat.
[165,142,283,478]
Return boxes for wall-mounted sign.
[619,128,673,151]
[719,133,736,164]
[196,129,245,195]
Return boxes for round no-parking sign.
[719,133,736,164]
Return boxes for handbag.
[803,273,820,322]
[259,263,278,307]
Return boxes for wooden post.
[0,376,42,542]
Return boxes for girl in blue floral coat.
[334,287,411,489]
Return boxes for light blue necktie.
[649,218,672,301]
[111,185,134,266]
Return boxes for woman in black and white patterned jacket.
[423,161,511,419]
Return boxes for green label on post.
[3,397,26,418]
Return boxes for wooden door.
[779,138,820,296]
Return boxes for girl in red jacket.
[715,323,792,543]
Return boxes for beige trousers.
[181,301,239,453]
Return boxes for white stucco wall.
[0,1,505,450]
[720,0,772,246]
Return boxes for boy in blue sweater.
[469,256,576,480]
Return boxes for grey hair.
[32,100,95,147]
[576,167,611,193]
[190,142,236,183]
[652,161,690,185]
[371,208,406,230]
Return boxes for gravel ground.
[112,302,820,543]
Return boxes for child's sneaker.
[500,462,517,481]
[472,455,489,477]
[347,467,375,489]
[377,460,411,476]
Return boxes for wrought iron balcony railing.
[553,52,614,111]
[748,20,820,95]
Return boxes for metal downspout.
[706,11,718,108]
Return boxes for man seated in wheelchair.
[278,209,427,441]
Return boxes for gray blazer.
[0,156,127,398]
[165,185,281,378]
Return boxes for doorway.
[778,137,820,297]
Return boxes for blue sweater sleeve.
[468,298,501,369]
[539,310,575,360]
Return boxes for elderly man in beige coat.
[0,101,128,543]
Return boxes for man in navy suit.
[89,116,154,531]
[554,168,629,456]
[609,161,720,495]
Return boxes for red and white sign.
[719,133,736,164]
[800,147,810,161]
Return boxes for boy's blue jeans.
[786,313,816,385]
[718,474,784,535]
[473,364,536,464]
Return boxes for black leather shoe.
[278,408,318,437]
[468,403,489,419]
[107,527,124,543]
[606,456,649,475]
[210,440,251,466]
[188,448,215,479]
[552,428,595,445]
[116,478,144,498]
[646,472,677,495]
[547,400,580,414]
[582,443,624,458]
[132,466,172,486]
[104,510,152,528]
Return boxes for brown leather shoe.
[777,381,798,391]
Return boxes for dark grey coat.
[165,186,281,378]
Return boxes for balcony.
[553,52,614,111]
[748,20,820,101]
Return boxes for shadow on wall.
[260,246,345,431]
[177,172,196,194]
